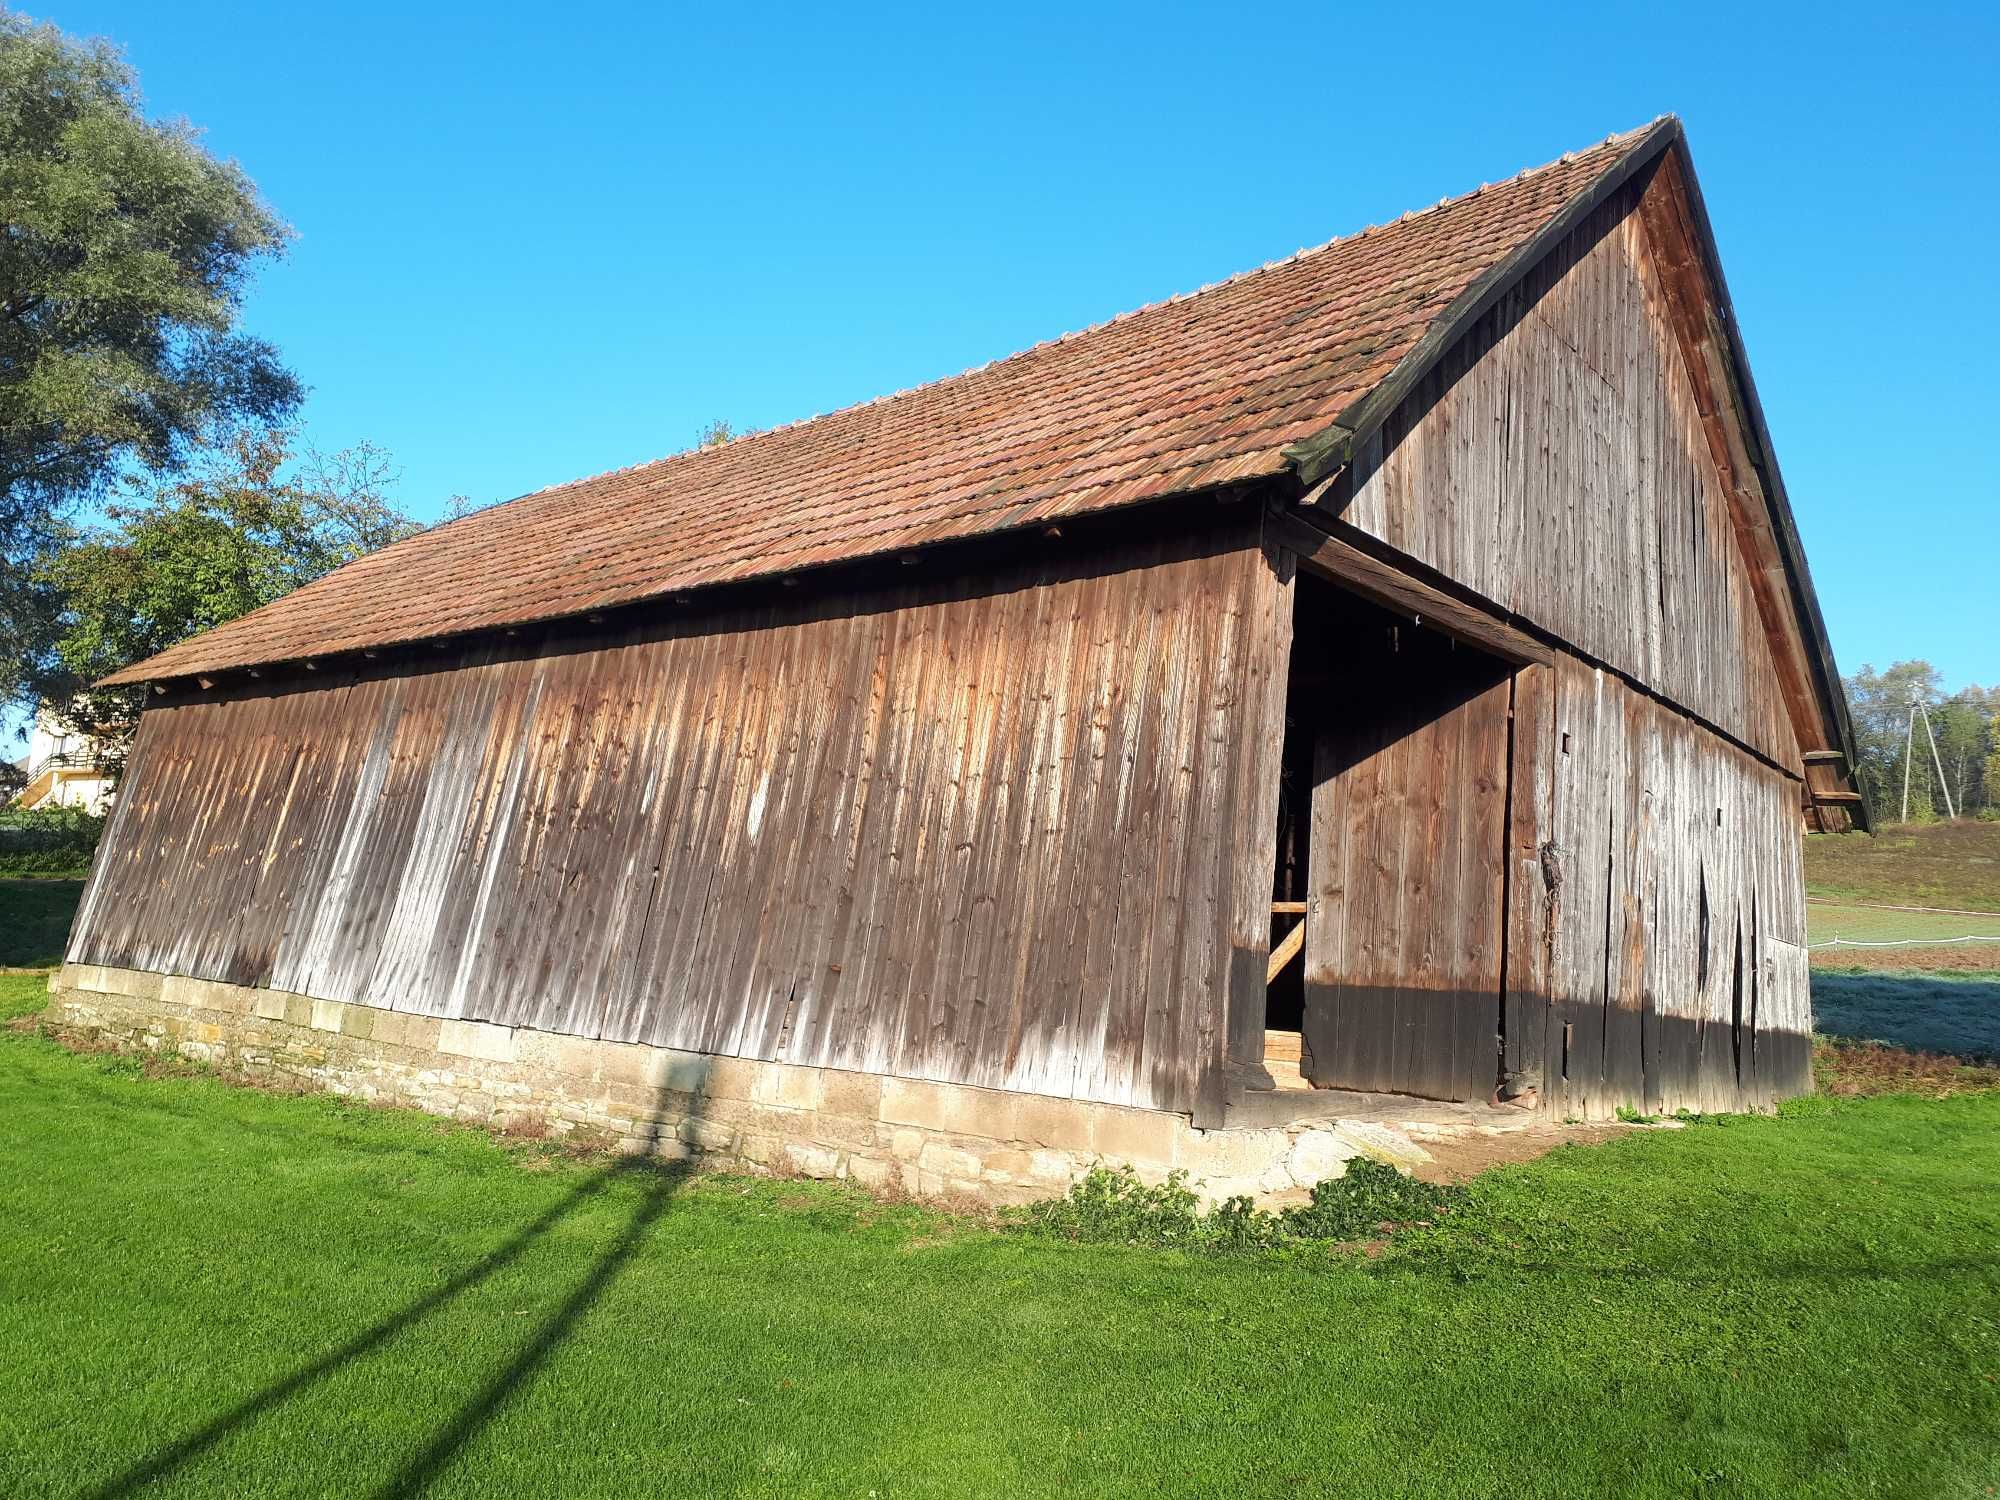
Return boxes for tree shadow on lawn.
[1811,971,2000,1062]
[85,1103,695,1499]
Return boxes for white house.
[12,708,118,813]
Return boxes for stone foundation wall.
[48,965,1425,1206]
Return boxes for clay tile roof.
[106,123,1666,686]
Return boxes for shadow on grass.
[85,1104,696,1499]
[1811,971,2000,1062]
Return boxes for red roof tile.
[106,126,1659,685]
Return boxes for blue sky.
[39,0,2000,692]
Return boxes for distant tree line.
[1844,662,2000,825]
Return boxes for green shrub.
[1013,1157,1462,1255]
[0,806,106,877]
[1281,1157,1462,1243]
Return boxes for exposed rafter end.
[1280,424,1355,489]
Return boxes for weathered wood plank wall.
[69,517,1288,1119]
[1504,658,1811,1114]
[1342,181,1801,772]
[1298,592,1514,1102]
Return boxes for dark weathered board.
[1339,175,1802,775]
[69,514,1289,1119]
[1500,656,1811,1115]
[1298,596,1513,1103]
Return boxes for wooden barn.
[55,119,1862,1192]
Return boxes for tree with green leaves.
[1,10,300,703]
[31,429,423,764]
[1843,661,1998,824]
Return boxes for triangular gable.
[1286,121,1862,827]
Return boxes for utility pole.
[1919,700,1958,820]
[1901,699,1917,823]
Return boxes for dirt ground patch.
[1811,944,2000,974]
[1414,1121,1635,1183]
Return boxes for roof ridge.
[437,119,1667,531]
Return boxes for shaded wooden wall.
[1504,659,1812,1114]
[1299,591,1513,1102]
[70,516,1290,1120]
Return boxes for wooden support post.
[1266,918,1306,985]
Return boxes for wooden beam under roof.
[1265,512,1552,667]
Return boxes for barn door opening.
[1271,572,1515,1101]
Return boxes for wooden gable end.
[1328,153,1856,824]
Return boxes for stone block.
[737,1131,782,1166]
[1179,1127,1289,1184]
[386,1009,444,1053]
[283,994,313,1028]
[338,1004,375,1041]
[512,1028,574,1073]
[310,999,345,1033]
[1091,1105,1182,1170]
[701,1055,764,1103]
[753,1063,823,1112]
[253,991,289,1023]
[880,1076,1014,1139]
[679,1118,737,1154]
[879,1076,953,1131]
[438,1018,516,1064]
[595,1040,657,1089]
[783,1141,842,1179]
[68,965,163,1001]
[807,1111,881,1153]
[1027,1149,1076,1185]
[166,975,249,1016]
[651,1048,712,1096]
[818,1067,882,1121]
[847,1155,896,1191]
[980,1148,1034,1183]
[1333,1120,1432,1168]
[917,1141,984,1181]
[889,1128,926,1162]
[1009,1094,1098,1153]
[1286,1129,1359,1187]
[214,983,258,1017]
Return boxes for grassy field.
[1805,820,2000,912]
[2,972,1996,1499]
[0,879,84,969]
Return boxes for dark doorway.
[1269,573,1515,1101]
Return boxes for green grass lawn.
[1807,901,2000,946]
[3,975,1996,1499]
[0,878,83,969]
